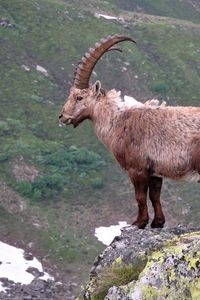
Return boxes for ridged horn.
[74,35,136,89]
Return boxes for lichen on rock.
[76,227,200,300]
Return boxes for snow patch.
[0,241,53,292]
[21,64,30,71]
[95,13,118,20]
[0,283,6,293]
[95,221,129,245]
[36,65,49,76]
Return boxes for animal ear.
[92,80,101,97]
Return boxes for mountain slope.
[114,0,200,23]
[73,0,200,23]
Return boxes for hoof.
[151,218,165,228]
[132,219,148,229]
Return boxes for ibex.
[59,35,200,229]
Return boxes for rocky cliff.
[76,227,200,300]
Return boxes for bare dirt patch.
[0,181,27,214]
[12,157,39,182]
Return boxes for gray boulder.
[76,227,200,300]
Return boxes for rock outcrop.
[76,227,200,300]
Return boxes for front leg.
[128,169,149,229]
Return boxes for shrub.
[6,118,24,132]
[37,146,105,173]
[15,180,32,197]
[31,121,48,139]
[0,119,24,137]
[13,146,105,200]
[14,174,64,201]
[35,146,106,193]
[32,174,64,200]
[0,152,10,163]
[150,81,169,94]
[0,121,10,136]
[90,177,104,189]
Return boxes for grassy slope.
[74,0,200,23]
[0,0,200,286]
[114,0,200,23]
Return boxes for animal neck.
[91,89,120,148]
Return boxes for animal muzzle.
[59,113,74,125]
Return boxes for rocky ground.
[0,278,78,300]
[0,241,78,300]
[77,226,200,300]
[1,278,63,300]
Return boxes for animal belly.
[181,171,200,183]
[148,146,196,182]
[152,171,200,183]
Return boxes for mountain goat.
[59,35,200,229]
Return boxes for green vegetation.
[14,174,64,200]
[88,258,147,300]
[13,146,105,200]
[91,264,139,299]
[114,0,200,23]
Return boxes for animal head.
[59,35,136,127]
[59,81,102,127]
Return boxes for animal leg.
[129,170,149,229]
[149,176,165,228]
[192,139,200,178]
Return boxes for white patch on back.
[107,90,167,112]
[124,95,144,107]
[117,94,144,110]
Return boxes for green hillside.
[0,0,200,293]
[114,0,200,23]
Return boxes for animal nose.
[59,113,63,119]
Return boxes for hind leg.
[149,176,165,228]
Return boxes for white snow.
[0,241,53,292]
[94,221,129,245]
[95,13,118,20]
[21,64,30,71]
[0,283,6,293]
[36,65,49,76]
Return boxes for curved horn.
[74,35,136,89]
[107,46,123,53]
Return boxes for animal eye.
[76,96,83,101]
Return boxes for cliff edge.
[76,227,200,300]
